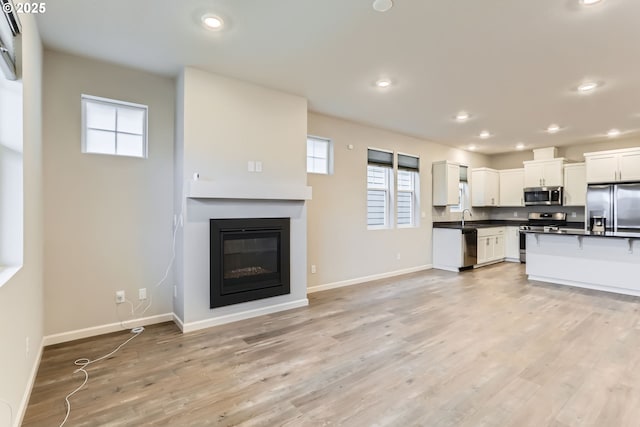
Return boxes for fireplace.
[210,218,290,308]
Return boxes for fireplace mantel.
[186,180,312,201]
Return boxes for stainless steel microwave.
[523,186,563,206]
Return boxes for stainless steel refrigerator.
[586,183,640,231]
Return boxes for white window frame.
[397,168,420,228]
[81,94,149,158]
[306,135,333,175]
[367,148,394,230]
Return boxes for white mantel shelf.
[186,180,312,201]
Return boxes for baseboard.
[181,299,309,333]
[307,264,433,294]
[432,264,460,273]
[172,313,185,332]
[15,337,43,427]
[42,313,174,346]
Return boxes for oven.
[519,212,568,263]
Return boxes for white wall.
[42,50,175,337]
[306,112,491,288]
[0,15,44,427]
[175,68,309,328]
[181,67,308,186]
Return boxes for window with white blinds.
[397,154,420,227]
[367,149,393,228]
[306,136,332,174]
[81,95,148,158]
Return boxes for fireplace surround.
[210,217,290,308]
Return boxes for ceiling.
[35,0,640,154]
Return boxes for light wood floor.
[23,263,640,426]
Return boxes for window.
[367,149,393,228]
[81,95,148,158]
[397,154,420,227]
[306,135,333,174]
[0,13,23,286]
[450,165,469,212]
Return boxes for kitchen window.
[81,95,148,158]
[397,154,420,227]
[367,149,394,228]
[306,135,333,174]
[450,165,469,212]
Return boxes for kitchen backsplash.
[432,205,585,223]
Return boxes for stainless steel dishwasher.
[461,228,477,268]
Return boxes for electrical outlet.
[255,161,263,172]
[396,252,401,260]
[572,212,577,218]
[247,161,255,172]
[115,290,125,304]
[138,288,147,300]
[514,211,518,217]
[311,264,317,274]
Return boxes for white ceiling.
[35,0,640,154]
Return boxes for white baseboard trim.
[181,299,309,333]
[307,264,433,294]
[15,337,44,427]
[172,312,185,332]
[432,264,460,273]
[42,313,174,346]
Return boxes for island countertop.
[521,228,640,239]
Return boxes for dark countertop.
[522,228,640,239]
[433,220,584,230]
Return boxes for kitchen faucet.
[462,209,472,227]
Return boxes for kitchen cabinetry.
[563,163,586,206]
[499,168,524,206]
[523,159,565,187]
[471,168,499,207]
[584,148,640,183]
[477,227,505,264]
[433,161,460,206]
[504,226,520,262]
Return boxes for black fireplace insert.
[210,218,290,308]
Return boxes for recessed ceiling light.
[607,128,621,137]
[201,14,224,30]
[479,130,491,139]
[547,124,560,133]
[455,111,470,122]
[580,0,602,5]
[372,0,393,12]
[516,143,525,150]
[375,78,392,88]
[577,81,599,93]
[468,145,476,151]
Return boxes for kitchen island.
[524,229,640,296]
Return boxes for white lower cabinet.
[504,226,520,261]
[476,227,505,265]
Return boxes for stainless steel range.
[519,212,567,263]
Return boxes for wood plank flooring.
[22,263,640,426]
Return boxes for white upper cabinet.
[433,160,460,206]
[471,167,499,207]
[563,163,586,206]
[498,168,524,206]
[523,158,565,187]
[585,148,640,183]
